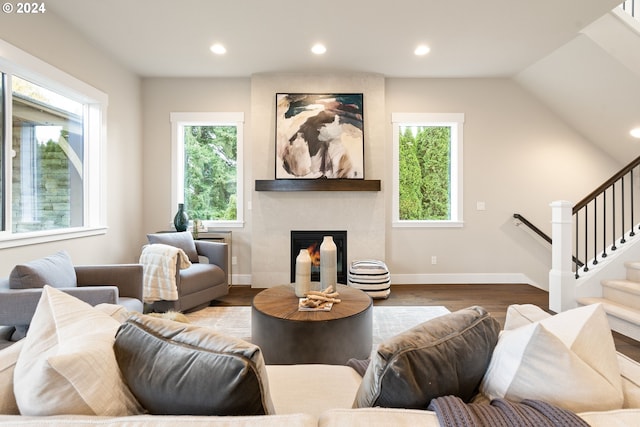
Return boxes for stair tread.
[601,279,640,295]
[624,261,640,270]
[578,297,640,323]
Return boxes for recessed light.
[631,127,640,139]
[210,43,226,55]
[414,44,431,56]
[311,43,327,55]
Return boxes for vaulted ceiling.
[47,1,640,164]
[47,0,622,78]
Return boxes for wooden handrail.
[513,213,551,244]
[573,154,640,213]
[513,213,584,267]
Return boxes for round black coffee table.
[251,284,372,365]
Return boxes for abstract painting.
[275,93,364,179]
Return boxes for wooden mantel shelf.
[255,179,381,192]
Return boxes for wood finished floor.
[213,283,640,362]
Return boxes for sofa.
[0,251,143,350]
[1,287,639,426]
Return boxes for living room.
[2,1,638,294]
[3,1,640,424]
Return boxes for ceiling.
[47,0,622,78]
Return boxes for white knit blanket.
[140,244,192,303]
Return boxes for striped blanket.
[139,244,191,303]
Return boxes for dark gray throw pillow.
[9,251,77,289]
[353,306,500,409]
[114,314,275,416]
[147,231,199,263]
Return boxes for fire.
[307,242,320,267]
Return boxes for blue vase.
[173,203,188,232]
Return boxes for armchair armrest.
[195,241,228,276]
[75,264,144,302]
[0,286,119,326]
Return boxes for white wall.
[385,78,620,288]
[141,78,253,281]
[0,13,143,276]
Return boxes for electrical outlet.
[431,256,437,265]
[232,256,237,265]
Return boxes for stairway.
[578,261,640,341]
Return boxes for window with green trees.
[171,112,244,227]
[392,113,464,227]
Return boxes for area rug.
[186,305,450,346]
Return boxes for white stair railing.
[549,201,576,313]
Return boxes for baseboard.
[235,273,541,288]
[231,274,252,286]
[390,273,539,287]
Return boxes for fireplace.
[291,231,347,284]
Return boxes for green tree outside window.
[399,126,451,221]
[183,125,237,221]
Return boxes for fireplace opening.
[291,231,347,284]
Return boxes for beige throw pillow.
[0,340,24,415]
[13,286,143,416]
[479,303,623,413]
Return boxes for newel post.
[549,200,576,313]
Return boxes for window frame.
[391,112,464,228]
[0,39,108,249]
[170,112,245,229]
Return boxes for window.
[392,113,464,227]
[0,39,107,247]
[171,112,244,228]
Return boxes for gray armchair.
[145,232,228,313]
[0,251,143,349]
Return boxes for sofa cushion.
[147,231,199,264]
[479,303,624,413]
[9,251,77,289]
[13,286,143,416]
[353,306,500,409]
[114,313,275,416]
[0,414,318,426]
[266,364,362,418]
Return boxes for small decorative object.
[298,287,341,311]
[173,203,188,232]
[295,249,312,297]
[320,235,337,291]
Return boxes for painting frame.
[275,93,364,180]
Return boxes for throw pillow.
[0,340,24,415]
[503,304,551,330]
[13,286,143,416]
[114,313,275,416]
[95,303,131,323]
[147,231,199,264]
[479,303,623,413]
[9,251,77,289]
[353,306,501,409]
